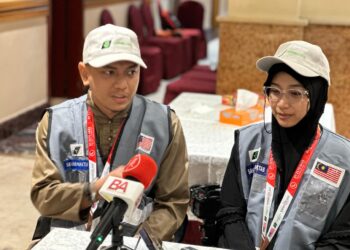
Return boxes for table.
[32,227,224,250]
[169,92,336,186]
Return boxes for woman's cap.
[83,24,147,68]
[256,40,330,85]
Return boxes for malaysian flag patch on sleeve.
[137,133,154,154]
[311,159,345,188]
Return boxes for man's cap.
[83,24,147,68]
[256,40,330,85]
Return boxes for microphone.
[122,153,157,190]
[86,154,157,250]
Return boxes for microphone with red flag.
[86,154,158,250]
[122,153,158,190]
[99,154,157,217]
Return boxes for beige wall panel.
[304,25,350,137]
[216,22,303,95]
[0,17,48,123]
[228,0,301,19]
[301,0,350,25]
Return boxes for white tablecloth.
[33,227,224,250]
[170,92,336,186]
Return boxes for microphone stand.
[86,197,130,250]
[104,197,130,250]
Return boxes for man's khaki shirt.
[31,96,189,241]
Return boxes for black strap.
[32,216,52,240]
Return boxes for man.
[30,24,189,244]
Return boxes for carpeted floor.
[0,154,39,250]
[0,123,37,155]
[0,123,38,250]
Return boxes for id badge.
[63,157,89,182]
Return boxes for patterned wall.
[304,25,350,138]
[216,22,304,95]
[217,21,350,137]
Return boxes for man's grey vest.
[236,122,350,249]
[46,94,171,231]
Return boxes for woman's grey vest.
[236,123,350,249]
[46,94,171,232]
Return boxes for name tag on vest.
[247,162,268,178]
[64,157,89,171]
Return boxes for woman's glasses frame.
[263,86,309,104]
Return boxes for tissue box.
[220,102,265,126]
[222,94,236,106]
[221,92,264,107]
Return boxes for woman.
[217,40,350,250]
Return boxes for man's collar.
[86,90,130,120]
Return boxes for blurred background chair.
[157,1,202,66]
[129,4,184,80]
[163,65,216,104]
[99,9,115,25]
[140,1,193,75]
[138,45,163,95]
[177,0,207,59]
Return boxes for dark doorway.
[49,0,84,98]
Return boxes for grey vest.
[46,94,171,231]
[236,123,350,249]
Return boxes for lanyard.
[87,106,126,182]
[261,127,321,247]
[86,106,126,230]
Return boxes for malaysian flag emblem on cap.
[137,133,154,154]
[311,159,345,188]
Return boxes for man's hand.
[92,166,126,200]
[80,166,126,215]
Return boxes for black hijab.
[264,63,328,197]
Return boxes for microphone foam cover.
[122,154,157,189]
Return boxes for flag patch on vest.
[311,159,345,188]
[70,144,84,157]
[248,148,260,162]
[137,133,154,154]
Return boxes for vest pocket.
[250,174,266,193]
[65,170,89,182]
[296,176,337,225]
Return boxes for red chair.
[129,4,184,80]
[99,9,115,25]
[163,65,216,104]
[177,0,207,59]
[163,78,216,104]
[181,65,217,83]
[158,1,202,65]
[138,45,163,95]
[140,2,193,75]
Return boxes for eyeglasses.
[263,86,309,104]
